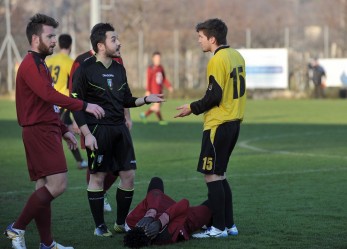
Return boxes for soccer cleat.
[4,223,26,249]
[39,241,74,249]
[94,224,112,237]
[103,193,112,212]
[113,222,125,233]
[77,160,88,169]
[192,226,228,238]
[158,120,168,125]
[139,113,147,124]
[226,224,238,236]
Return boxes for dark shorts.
[197,120,240,176]
[86,124,137,174]
[22,125,68,181]
[60,109,73,126]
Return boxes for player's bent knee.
[46,181,67,197]
[89,173,106,189]
[45,173,68,197]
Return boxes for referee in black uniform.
[72,23,164,237]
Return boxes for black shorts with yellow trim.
[86,123,137,174]
[197,120,240,176]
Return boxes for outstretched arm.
[174,104,192,118]
[174,75,222,118]
[134,94,165,107]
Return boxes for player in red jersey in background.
[69,50,130,213]
[140,51,173,125]
[4,13,104,249]
[123,177,212,248]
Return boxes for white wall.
[237,48,288,89]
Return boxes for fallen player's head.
[124,227,151,248]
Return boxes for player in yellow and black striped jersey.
[175,18,245,238]
[46,35,73,96]
[46,34,88,169]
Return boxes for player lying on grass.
[123,177,237,248]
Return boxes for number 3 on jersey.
[202,157,213,171]
[48,65,61,84]
[230,66,245,99]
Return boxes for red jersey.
[125,189,211,244]
[68,50,94,93]
[16,51,84,132]
[146,65,172,94]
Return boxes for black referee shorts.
[86,124,137,174]
[197,120,240,176]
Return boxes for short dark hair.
[58,34,72,49]
[195,18,228,46]
[26,13,59,45]
[152,51,161,57]
[90,23,115,53]
[123,227,151,248]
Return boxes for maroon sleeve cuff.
[60,122,69,135]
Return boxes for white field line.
[1,167,347,196]
[2,132,347,196]
[238,131,347,160]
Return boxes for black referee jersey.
[72,56,137,127]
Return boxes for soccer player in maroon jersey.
[4,13,104,249]
[140,51,173,125]
[123,177,212,247]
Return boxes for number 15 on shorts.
[202,157,213,171]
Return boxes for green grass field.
[0,99,347,249]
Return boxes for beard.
[38,37,54,56]
[106,46,120,58]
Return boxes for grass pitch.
[0,99,346,249]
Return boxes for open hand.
[174,104,192,118]
[86,103,105,119]
[71,121,81,135]
[85,133,98,151]
[145,220,161,239]
[63,132,78,150]
[136,217,154,229]
[146,94,165,103]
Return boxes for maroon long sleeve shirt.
[16,51,85,134]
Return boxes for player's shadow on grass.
[1,120,346,153]
[131,121,347,145]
